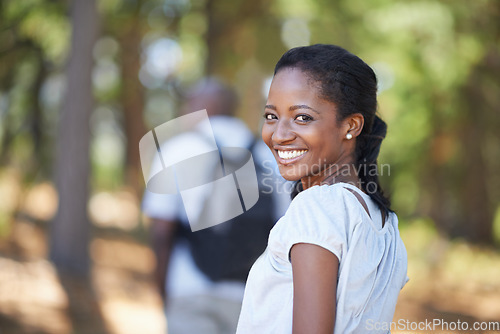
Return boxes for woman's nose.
[272,120,295,144]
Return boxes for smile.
[277,150,307,160]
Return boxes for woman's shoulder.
[284,182,395,235]
[274,184,363,236]
[291,183,348,204]
[269,184,362,263]
[290,183,365,214]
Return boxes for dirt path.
[1,219,499,334]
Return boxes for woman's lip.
[275,149,307,165]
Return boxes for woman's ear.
[345,113,364,138]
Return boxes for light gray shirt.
[237,182,408,334]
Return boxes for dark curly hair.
[275,44,391,217]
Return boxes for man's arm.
[149,218,178,303]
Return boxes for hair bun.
[370,115,387,139]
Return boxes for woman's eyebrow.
[265,104,320,114]
[289,104,320,114]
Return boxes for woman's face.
[262,68,353,186]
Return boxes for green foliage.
[3,0,69,62]
[18,4,70,62]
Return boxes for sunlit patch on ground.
[0,226,167,334]
[21,182,58,222]
[88,191,141,230]
[0,257,71,334]
[91,237,166,334]
[0,178,166,334]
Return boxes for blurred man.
[142,77,289,334]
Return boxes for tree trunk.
[118,10,146,196]
[456,50,500,244]
[204,0,268,78]
[49,0,99,275]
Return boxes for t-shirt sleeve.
[141,190,182,221]
[271,185,359,264]
[141,134,205,222]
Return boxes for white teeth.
[277,150,307,160]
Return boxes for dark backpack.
[178,139,275,282]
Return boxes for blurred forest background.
[0,0,499,333]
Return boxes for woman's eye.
[296,114,312,122]
[264,113,277,120]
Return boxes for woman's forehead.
[270,68,319,95]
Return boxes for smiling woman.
[237,44,408,334]
[262,67,358,187]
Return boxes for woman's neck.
[301,161,361,190]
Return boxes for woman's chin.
[278,168,303,182]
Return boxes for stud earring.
[346,133,353,140]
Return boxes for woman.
[236,44,408,334]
